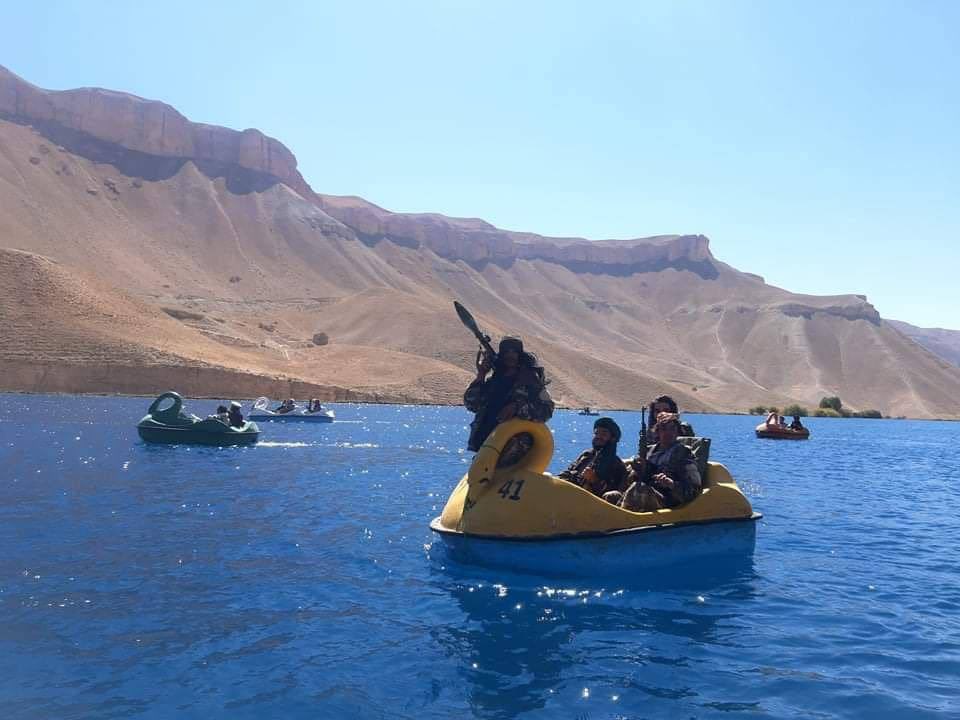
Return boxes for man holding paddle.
[454,302,554,458]
[464,335,554,453]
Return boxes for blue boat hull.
[248,413,334,423]
[430,516,759,579]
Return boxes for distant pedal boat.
[755,422,810,440]
[248,397,335,422]
[137,392,260,446]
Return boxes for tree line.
[748,396,883,419]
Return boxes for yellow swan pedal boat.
[430,419,761,577]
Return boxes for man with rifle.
[558,417,629,498]
[605,412,702,511]
[455,302,553,458]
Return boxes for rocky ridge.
[0,64,762,281]
[2,63,959,417]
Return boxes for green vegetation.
[751,397,885,418]
[819,396,843,412]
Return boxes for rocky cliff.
[0,65,312,197]
[2,64,959,417]
[1,64,724,277]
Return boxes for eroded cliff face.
[3,63,959,416]
[0,64,720,275]
[0,65,311,197]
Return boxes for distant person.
[612,412,702,511]
[274,398,296,414]
[645,395,695,442]
[778,415,787,427]
[308,398,324,413]
[208,404,229,424]
[790,415,804,430]
[765,410,779,427]
[464,336,554,465]
[558,417,628,498]
[227,401,245,428]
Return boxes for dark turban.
[594,416,621,443]
[499,336,524,354]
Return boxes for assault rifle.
[454,301,498,368]
[638,406,648,459]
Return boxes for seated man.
[609,412,702,511]
[789,415,804,430]
[274,398,296,414]
[645,395,695,442]
[208,404,230,424]
[227,401,245,428]
[308,398,324,413]
[558,417,628,498]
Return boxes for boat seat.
[677,436,711,486]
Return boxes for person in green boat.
[208,405,229,424]
[227,401,245,428]
[607,412,701,511]
[558,417,629,498]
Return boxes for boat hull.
[137,423,260,446]
[248,412,334,423]
[430,515,760,578]
[755,423,809,440]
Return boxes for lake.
[1,394,958,719]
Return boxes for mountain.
[2,64,960,418]
[887,320,960,368]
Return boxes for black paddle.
[453,300,498,363]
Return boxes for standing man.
[558,417,629,498]
[463,336,554,458]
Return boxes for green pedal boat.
[137,392,260,446]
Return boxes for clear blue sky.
[4,1,959,328]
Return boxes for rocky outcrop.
[774,300,882,325]
[0,64,312,197]
[1,63,719,275]
[318,195,717,275]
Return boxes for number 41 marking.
[497,479,525,501]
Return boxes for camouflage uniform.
[558,448,629,497]
[464,366,554,461]
[621,441,702,510]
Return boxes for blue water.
[1,394,958,719]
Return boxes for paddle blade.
[454,300,481,334]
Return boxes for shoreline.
[1,388,956,421]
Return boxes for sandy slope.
[2,70,960,417]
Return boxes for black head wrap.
[593,417,621,443]
[499,336,524,354]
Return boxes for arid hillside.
[2,64,960,417]
[887,320,960,369]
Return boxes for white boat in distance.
[248,397,335,423]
